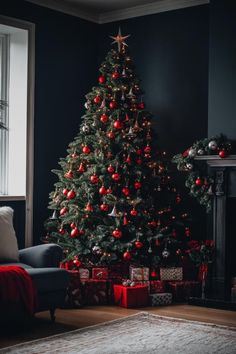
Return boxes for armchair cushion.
[0,207,19,262]
[19,244,63,268]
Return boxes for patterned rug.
[1,312,236,354]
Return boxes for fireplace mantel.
[194,155,236,167]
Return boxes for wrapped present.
[81,279,112,305]
[149,293,172,306]
[92,267,108,280]
[113,284,149,308]
[150,280,166,294]
[79,268,90,280]
[65,270,83,308]
[167,281,201,302]
[160,267,183,281]
[130,266,149,281]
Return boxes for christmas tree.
[45,29,191,268]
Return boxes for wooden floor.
[0,304,236,349]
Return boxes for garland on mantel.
[172,135,232,212]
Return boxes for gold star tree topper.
[110,28,130,52]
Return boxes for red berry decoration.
[112,229,122,238]
[107,131,115,139]
[100,203,109,212]
[60,207,68,216]
[82,145,91,154]
[94,96,102,104]
[112,71,120,79]
[90,175,99,184]
[139,102,145,109]
[136,149,142,155]
[218,148,228,158]
[144,145,151,154]
[122,187,130,196]
[130,208,138,216]
[136,158,142,165]
[100,113,109,123]
[123,251,131,260]
[98,75,105,84]
[70,222,76,229]
[77,163,85,173]
[85,203,93,212]
[71,227,79,238]
[99,185,107,195]
[113,120,123,129]
[107,165,115,173]
[67,190,76,200]
[134,181,142,189]
[64,170,74,179]
[135,240,143,249]
[112,173,121,181]
[195,177,203,186]
[63,188,69,196]
[109,100,118,109]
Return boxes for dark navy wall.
[208,0,236,139]
[0,0,99,245]
[100,5,209,155]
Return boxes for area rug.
[1,312,236,354]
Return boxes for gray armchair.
[1,243,69,321]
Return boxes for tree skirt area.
[1,312,235,354]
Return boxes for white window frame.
[0,15,35,247]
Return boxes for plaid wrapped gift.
[150,280,166,294]
[149,293,172,306]
[79,268,90,280]
[130,266,149,281]
[167,281,201,302]
[160,267,183,281]
[92,267,108,280]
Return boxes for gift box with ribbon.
[92,267,108,280]
[130,266,149,282]
[160,267,183,281]
[149,292,172,306]
[113,284,149,308]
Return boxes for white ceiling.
[26,0,209,23]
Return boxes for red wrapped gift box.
[167,281,201,302]
[81,279,112,305]
[92,267,108,280]
[66,270,83,308]
[150,280,166,294]
[113,284,149,308]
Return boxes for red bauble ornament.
[71,152,78,158]
[60,207,68,216]
[112,71,120,79]
[98,75,105,84]
[126,155,131,164]
[122,187,130,196]
[218,148,228,158]
[113,120,123,129]
[58,228,65,235]
[144,145,151,154]
[85,203,93,212]
[134,181,142,189]
[135,240,143,249]
[90,175,99,184]
[112,229,122,238]
[176,249,181,256]
[107,165,115,173]
[71,227,79,238]
[107,131,115,139]
[136,149,142,155]
[185,227,191,237]
[64,170,74,179]
[82,145,91,154]
[150,270,158,278]
[94,96,102,104]
[99,185,107,195]
[100,113,109,123]
[100,203,109,211]
[136,158,142,165]
[63,188,69,196]
[109,100,118,109]
[77,163,86,173]
[176,194,181,204]
[123,251,131,260]
[130,208,138,216]
[195,177,203,186]
[70,222,76,229]
[112,173,121,181]
[149,220,157,227]
[67,190,76,200]
[106,187,112,194]
[139,102,145,109]
[73,258,81,267]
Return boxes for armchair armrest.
[19,244,63,268]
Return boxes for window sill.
[0,195,26,201]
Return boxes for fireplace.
[189,155,236,310]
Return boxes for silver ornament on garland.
[81,124,90,133]
[197,149,204,155]
[188,148,197,158]
[92,245,102,255]
[162,248,170,258]
[186,163,193,171]
[208,140,218,150]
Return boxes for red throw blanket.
[0,266,37,315]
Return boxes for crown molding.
[25,0,209,24]
[25,0,99,23]
[99,0,209,24]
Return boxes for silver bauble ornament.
[81,124,90,133]
[92,245,102,255]
[186,163,193,171]
[162,248,170,258]
[130,281,136,287]
[197,149,204,155]
[188,148,197,158]
[208,140,218,150]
